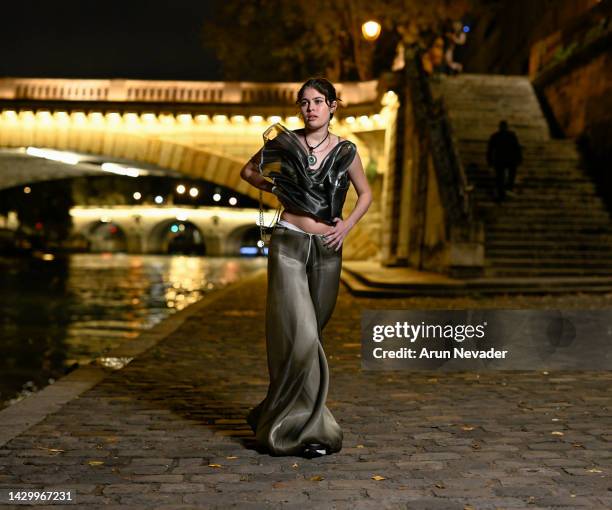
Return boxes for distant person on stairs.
[487,120,523,202]
[443,20,467,74]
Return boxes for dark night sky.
[1,0,222,81]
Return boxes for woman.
[239,78,372,458]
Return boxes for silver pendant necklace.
[304,131,329,167]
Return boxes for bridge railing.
[0,78,379,106]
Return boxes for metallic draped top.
[258,123,357,226]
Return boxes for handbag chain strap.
[258,188,281,247]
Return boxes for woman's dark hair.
[296,78,342,119]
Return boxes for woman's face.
[298,87,336,130]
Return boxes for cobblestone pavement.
[1,272,612,509]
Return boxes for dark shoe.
[301,443,330,459]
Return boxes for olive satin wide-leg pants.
[246,225,343,456]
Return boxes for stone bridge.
[0,77,393,260]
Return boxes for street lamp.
[361,20,381,42]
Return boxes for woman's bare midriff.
[280,210,335,235]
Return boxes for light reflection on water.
[0,253,266,410]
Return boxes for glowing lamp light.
[37,111,52,124]
[257,240,265,248]
[154,195,164,204]
[176,184,186,194]
[26,147,80,165]
[159,114,175,126]
[381,90,398,106]
[170,224,179,233]
[463,25,470,33]
[189,187,199,198]
[229,197,237,206]
[20,111,35,124]
[53,111,69,124]
[71,112,87,125]
[124,112,139,124]
[212,193,221,202]
[141,113,157,124]
[133,192,142,200]
[361,20,381,41]
[101,162,140,177]
[106,112,122,124]
[89,112,104,125]
[23,186,31,194]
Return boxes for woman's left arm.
[324,151,373,251]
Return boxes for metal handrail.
[406,46,474,226]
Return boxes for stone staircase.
[433,74,612,278]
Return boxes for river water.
[0,253,267,410]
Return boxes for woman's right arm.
[240,149,274,193]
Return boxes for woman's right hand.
[240,151,274,193]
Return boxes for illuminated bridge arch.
[0,122,279,208]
